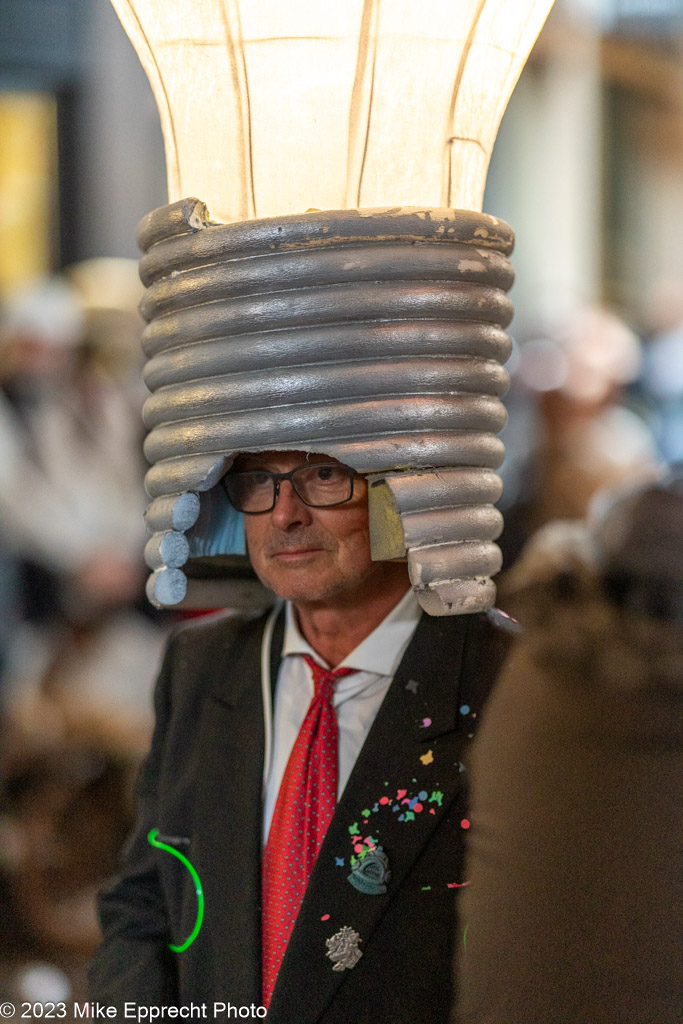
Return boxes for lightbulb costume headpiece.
[140,200,514,616]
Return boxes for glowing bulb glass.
[110,0,555,221]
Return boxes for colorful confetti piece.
[421,717,432,728]
[361,808,371,817]
[420,750,434,766]
[379,796,390,805]
[459,704,470,715]
[447,881,471,888]
[335,857,345,867]
[404,811,415,822]
[348,822,360,835]
[421,886,432,891]
[321,914,330,921]
[429,790,443,806]
[460,819,470,830]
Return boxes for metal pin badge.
[325,926,363,971]
[348,845,391,895]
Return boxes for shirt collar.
[283,587,422,677]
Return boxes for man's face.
[229,450,378,604]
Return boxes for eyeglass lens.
[225,463,353,513]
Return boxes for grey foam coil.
[138,199,515,614]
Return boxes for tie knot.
[302,654,356,699]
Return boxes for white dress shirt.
[263,588,422,842]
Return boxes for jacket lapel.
[192,612,269,1006]
[268,612,476,1023]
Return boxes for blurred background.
[0,0,681,1009]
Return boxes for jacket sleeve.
[88,632,180,1009]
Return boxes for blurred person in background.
[0,276,88,675]
[639,277,683,467]
[0,269,163,749]
[499,305,662,572]
[454,471,682,1024]
[0,267,167,1001]
[0,273,143,619]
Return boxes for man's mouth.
[270,547,322,561]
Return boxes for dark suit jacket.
[89,606,512,1023]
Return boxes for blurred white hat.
[1,276,85,348]
[519,305,642,403]
[66,257,143,314]
[66,258,144,373]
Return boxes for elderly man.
[89,448,512,1023]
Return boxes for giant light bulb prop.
[111,0,555,615]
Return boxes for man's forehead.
[231,450,342,470]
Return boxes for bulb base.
[138,201,515,615]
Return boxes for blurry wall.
[485,4,604,332]
[74,0,166,260]
[484,0,683,333]
[0,0,166,288]
[0,92,57,292]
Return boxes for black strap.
[268,604,286,702]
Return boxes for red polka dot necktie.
[262,654,357,1007]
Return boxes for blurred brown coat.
[456,563,682,1024]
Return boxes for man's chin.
[254,559,352,604]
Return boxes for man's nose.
[270,479,313,529]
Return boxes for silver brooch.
[325,925,363,971]
[348,845,391,895]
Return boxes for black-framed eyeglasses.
[222,462,355,514]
